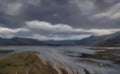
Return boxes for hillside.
[0,51,66,74]
[97,31,120,47]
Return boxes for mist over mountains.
[0,31,120,47]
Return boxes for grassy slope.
[0,51,59,74]
[0,50,14,53]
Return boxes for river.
[0,46,120,74]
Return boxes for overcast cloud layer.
[0,20,119,40]
[0,0,120,40]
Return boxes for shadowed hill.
[96,31,120,47]
[0,37,46,46]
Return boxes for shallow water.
[0,46,120,74]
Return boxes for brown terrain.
[0,51,68,74]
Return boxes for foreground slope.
[0,51,67,74]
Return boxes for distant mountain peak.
[96,31,120,47]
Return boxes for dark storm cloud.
[0,0,120,29]
[0,12,24,28]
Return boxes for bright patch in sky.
[0,20,119,40]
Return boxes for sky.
[0,0,120,40]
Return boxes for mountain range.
[0,31,119,47]
[0,37,46,46]
[96,31,120,47]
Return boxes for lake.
[0,46,120,74]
